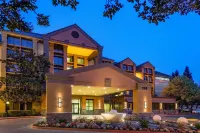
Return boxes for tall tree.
[183,66,193,81]
[0,48,50,105]
[174,70,179,77]
[0,0,200,31]
[162,76,200,112]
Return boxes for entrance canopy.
[71,85,130,96]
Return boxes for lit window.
[54,56,63,66]
[86,99,93,111]
[77,58,84,65]
[54,44,63,53]
[126,91,130,95]
[7,36,20,46]
[21,38,33,48]
[122,64,127,71]
[67,66,74,70]
[67,56,74,63]
[128,66,133,71]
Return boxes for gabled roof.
[137,61,155,69]
[47,63,146,83]
[115,57,136,66]
[155,71,171,78]
[102,57,114,61]
[44,24,102,47]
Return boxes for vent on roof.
[71,31,79,38]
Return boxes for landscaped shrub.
[139,118,149,128]
[195,123,200,130]
[0,113,7,117]
[7,110,33,117]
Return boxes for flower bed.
[33,115,199,133]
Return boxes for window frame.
[86,99,94,111]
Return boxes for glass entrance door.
[72,103,79,114]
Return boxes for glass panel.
[21,38,33,48]
[77,58,84,65]
[86,99,93,111]
[54,44,63,53]
[7,36,20,46]
[67,66,74,70]
[122,64,127,70]
[67,56,74,63]
[54,56,63,66]
[128,66,133,71]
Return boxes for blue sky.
[29,1,200,82]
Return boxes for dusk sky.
[28,1,200,82]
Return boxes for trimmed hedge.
[7,110,36,117]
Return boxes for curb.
[31,125,166,133]
[0,116,42,120]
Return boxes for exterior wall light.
[144,101,147,109]
[6,101,9,104]
[124,102,127,109]
[58,97,62,108]
[98,100,101,109]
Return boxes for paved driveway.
[0,117,106,133]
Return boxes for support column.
[63,46,68,70]
[133,83,152,113]
[46,79,72,122]
[159,103,163,113]
[33,39,38,55]
[96,46,103,64]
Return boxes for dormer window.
[122,64,127,71]
[148,68,153,74]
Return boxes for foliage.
[7,110,34,117]
[0,112,7,117]
[195,123,200,130]
[162,76,200,111]
[0,48,50,103]
[1,0,200,31]
[183,66,193,81]
[139,118,149,128]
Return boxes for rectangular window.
[54,44,63,53]
[142,87,148,90]
[67,56,74,63]
[122,64,127,71]
[86,99,93,111]
[77,57,84,65]
[21,38,33,48]
[144,68,148,73]
[148,68,153,74]
[54,68,63,73]
[54,56,63,66]
[128,65,133,71]
[7,36,20,46]
[144,76,148,81]
[148,76,153,82]
[67,66,74,70]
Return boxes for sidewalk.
[0,116,42,120]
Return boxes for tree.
[0,48,50,107]
[183,66,193,81]
[174,70,179,77]
[162,76,200,112]
[0,0,200,32]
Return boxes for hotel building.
[0,24,177,120]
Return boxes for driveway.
[0,117,107,133]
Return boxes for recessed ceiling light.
[95,94,97,95]
[105,91,107,93]
[78,90,81,92]
[72,93,74,94]
[117,88,120,90]
[92,91,94,93]
[88,86,91,88]
[103,87,106,89]
[71,85,74,88]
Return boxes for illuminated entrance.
[46,63,152,121]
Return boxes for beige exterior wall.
[46,81,72,113]
[133,88,152,113]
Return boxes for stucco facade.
[0,24,176,117]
